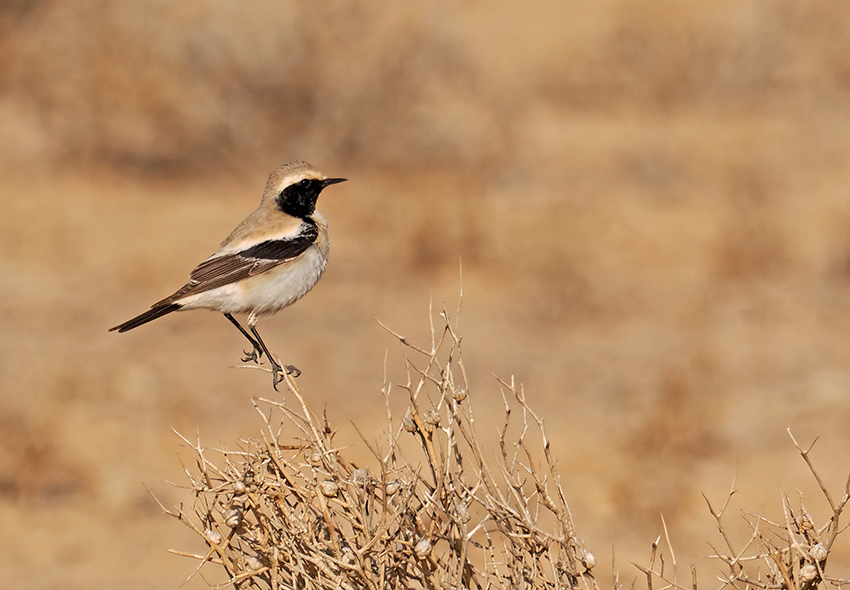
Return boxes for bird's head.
[263,161,346,219]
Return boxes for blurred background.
[3,1,850,588]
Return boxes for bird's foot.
[270,363,301,390]
[241,346,263,364]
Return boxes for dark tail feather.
[109,303,182,333]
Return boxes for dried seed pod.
[414,538,432,558]
[353,469,369,486]
[245,556,263,571]
[308,449,323,465]
[582,551,597,569]
[232,480,247,493]
[245,525,266,543]
[800,564,818,582]
[385,481,400,496]
[423,409,441,426]
[320,479,339,497]
[402,416,417,432]
[292,520,308,536]
[455,504,471,523]
[224,508,242,528]
[453,388,468,402]
[204,528,222,545]
[810,543,828,562]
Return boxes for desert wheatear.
[110,160,346,388]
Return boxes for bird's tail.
[109,303,182,333]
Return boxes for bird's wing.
[155,221,319,305]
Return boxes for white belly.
[179,243,329,316]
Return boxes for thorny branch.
[154,287,850,590]
[159,292,600,589]
[642,431,850,590]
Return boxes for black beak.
[322,177,347,188]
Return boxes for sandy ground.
[2,1,850,588]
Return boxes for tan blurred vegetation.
[2,1,850,588]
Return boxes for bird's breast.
[237,239,329,315]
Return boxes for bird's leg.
[247,314,300,390]
[224,313,264,364]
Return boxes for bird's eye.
[300,179,311,188]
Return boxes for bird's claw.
[241,347,263,364]
[271,371,284,391]
[270,364,300,391]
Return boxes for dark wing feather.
[239,222,318,259]
[155,221,319,306]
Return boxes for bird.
[110,160,346,389]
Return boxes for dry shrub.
[158,294,598,589]
[156,294,849,590]
[638,432,850,590]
